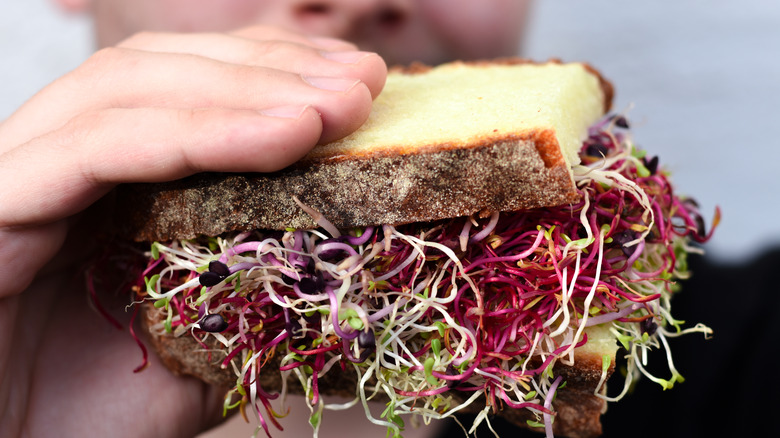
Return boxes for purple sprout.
[135,115,719,437]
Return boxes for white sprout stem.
[468,406,493,435]
[292,196,341,238]
[546,250,582,337]
[544,375,564,438]
[356,362,398,430]
[660,323,713,338]
[470,211,500,242]
[561,228,606,357]
[397,232,479,295]
[561,193,593,260]
[373,246,420,282]
[520,332,542,374]
[142,121,713,438]
[657,330,683,381]
[597,341,637,403]
[459,220,472,252]
[155,277,200,301]
[438,390,484,419]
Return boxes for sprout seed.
[586,142,609,158]
[200,314,228,332]
[209,260,231,277]
[611,230,639,257]
[640,318,658,336]
[357,328,376,351]
[286,318,303,338]
[613,115,630,128]
[643,156,659,175]
[199,271,224,287]
[299,276,324,295]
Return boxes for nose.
[289,0,407,40]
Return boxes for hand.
[0,26,386,437]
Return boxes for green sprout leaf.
[309,410,321,429]
[424,357,437,385]
[150,242,161,260]
[431,338,442,357]
[145,274,160,295]
[348,317,364,330]
[636,162,651,177]
[434,321,447,337]
[164,312,173,333]
[631,146,647,159]
[616,333,633,350]
[569,237,595,248]
[602,354,612,374]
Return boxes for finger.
[84,48,378,142]
[2,47,377,152]
[0,222,67,299]
[117,33,386,98]
[71,48,377,131]
[0,105,324,227]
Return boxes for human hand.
[0,25,386,437]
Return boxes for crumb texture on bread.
[117,59,611,241]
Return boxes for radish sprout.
[131,115,717,437]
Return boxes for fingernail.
[320,50,374,64]
[261,104,309,119]
[303,76,361,92]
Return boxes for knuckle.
[67,46,137,95]
[31,109,111,186]
[78,47,127,76]
[61,110,105,147]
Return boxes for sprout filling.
[132,115,718,438]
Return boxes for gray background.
[2,0,779,262]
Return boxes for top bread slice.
[116,58,613,242]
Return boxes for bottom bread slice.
[141,304,614,438]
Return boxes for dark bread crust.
[117,130,580,242]
[142,304,612,438]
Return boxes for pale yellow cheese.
[311,61,607,168]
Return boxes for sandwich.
[116,59,717,438]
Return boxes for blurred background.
[2,1,778,437]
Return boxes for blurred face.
[62,0,531,65]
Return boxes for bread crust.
[117,130,579,242]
